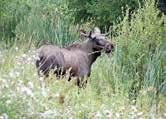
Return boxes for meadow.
[0,0,166,118]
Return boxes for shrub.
[112,0,166,102]
[15,0,79,47]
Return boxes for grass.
[0,43,165,119]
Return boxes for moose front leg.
[76,77,88,89]
[76,69,90,88]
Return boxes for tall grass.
[106,0,166,104]
[13,0,78,47]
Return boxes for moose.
[36,27,114,87]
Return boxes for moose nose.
[105,43,114,53]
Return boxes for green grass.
[0,42,165,119]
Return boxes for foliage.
[68,0,143,29]
[1,0,79,47]
[113,0,166,102]
[1,0,144,44]
[0,0,30,40]
[16,0,79,47]
[0,43,165,119]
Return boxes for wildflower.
[131,105,137,112]
[9,69,20,78]
[27,81,34,90]
[1,79,9,88]
[16,61,21,66]
[95,111,102,119]
[27,57,32,62]
[41,86,47,97]
[164,113,166,117]
[55,93,60,97]
[0,58,5,65]
[41,109,58,118]
[15,71,20,77]
[15,47,18,51]
[17,85,34,98]
[39,77,44,81]
[137,112,143,117]
[0,113,8,119]
[34,73,37,77]
[6,100,12,105]
[104,109,112,118]
[121,106,125,110]
[129,112,136,119]
[115,112,120,118]
[22,54,27,59]
[9,71,15,78]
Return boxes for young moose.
[36,27,114,87]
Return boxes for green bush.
[0,0,30,40]
[112,0,166,102]
[68,0,142,29]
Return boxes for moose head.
[80,27,114,54]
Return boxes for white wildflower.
[17,85,34,98]
[129,112,136,119]
[164,113,166,117]
[27,57,32,62]
[39,77,44,81]
[104,109,112,118]
[137,112,143,117]
[9,71,15,78]
[95,111,102,119]
[55,93,60,97]
[16,61,21,66]
[41,109,58,118]
[0,113,8,119]
[115,112,120,118]
[27,81,34,90]
[15,47,18,51]
[34,73,37,77]
[6,100,12,105]
[121,106,125,110]
[0,58,5,64]
[9,69,20,78]
[1,79,8,88]
[41,86,47,97]
[22,54,27,59]
[15,71,20,77]
[131,105,137,112]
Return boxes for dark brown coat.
[36,27,114,87]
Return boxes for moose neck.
[82,40,101,65]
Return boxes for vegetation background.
[0,0,166,118]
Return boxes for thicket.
[112,1,166,103]
[68,0,143,28]
[1,0,145,46]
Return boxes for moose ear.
[93,27,101,34]
[89,31,96,39]
[80,29,89,37]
